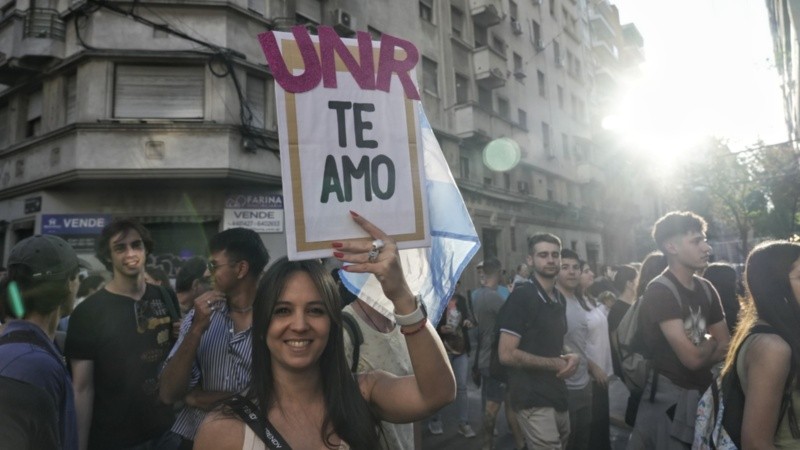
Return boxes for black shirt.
[497,278,568,411]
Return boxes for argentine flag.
[340,103,480,324]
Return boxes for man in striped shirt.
[158,228,269,449]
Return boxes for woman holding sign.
[194,211,455,450]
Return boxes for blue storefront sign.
[42,214,112,250]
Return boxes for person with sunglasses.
[159,227,270,450]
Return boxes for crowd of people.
[1,209,799,450]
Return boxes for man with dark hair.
[497,233,579,449]
[0,235,80,450]
[557,249,594,450]
[66,219,179,450]
[174,257,210,316]
[628,211,729,450]
[159,227,269,449]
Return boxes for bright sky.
[608,0,787,163]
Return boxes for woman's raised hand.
[331,211,414,307]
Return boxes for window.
[478,86,492,110]
[0,104,8,148]
[513,52,524,76]
[553,41,561,65]
[474,24,488,47]
[518,108,527,128]
[246,74,266,129]
[455,73,469,104]
[562,6,569,23]
[575,58,582,79]
[537,70,546,97]
[114,65,204,118]
[422,57,438,95]
[546,176,554,201]
[549,0,556,18]
[460,156,470,179]
[562,133,570,159]
[26,90,42,138]
[419,0,433,22]
[451,6,464,39]
[557,85,564,109]
[491,34,505,56]
[503,172,511,190]
[65,73,77,124]
[542,122,551,155]
[509,0,518,20]
[497,96,510,119]
[571,93,578,117]
[484,176,494,186]
[532,20,541,48]
[566,50,575,73]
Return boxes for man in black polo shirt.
[498,233,579,449]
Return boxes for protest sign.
[259,26,429,260]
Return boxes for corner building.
[0,0,641,278]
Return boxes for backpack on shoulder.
[614,274,713,398]
[693,324,799,450]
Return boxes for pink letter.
[375,33,420,100]
[318,27,376,90]
[258,26,321,93]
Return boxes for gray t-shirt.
[563,293,591,389]
[471,286,506,370]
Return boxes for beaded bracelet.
[399,319,427,336]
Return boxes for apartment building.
[0,0,640,278]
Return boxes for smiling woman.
[193,213,456,450]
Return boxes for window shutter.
[65,74,77,124]
[114,65,204,119]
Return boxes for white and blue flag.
[340,103,480,323]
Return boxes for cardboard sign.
[259,26,430,259]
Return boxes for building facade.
[0,0,642,281]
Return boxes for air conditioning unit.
[490,67,506,79]
[532,0,542,5]
[556,56,566,68]
[536,40,546,51]
[510,19,523,35]
[333,9,356,35]
[514,69,526,79]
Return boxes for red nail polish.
[333,251,344,258]
[349,210,359,218]
[332,242,343,248]
[342,265,351,271]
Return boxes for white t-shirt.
[585,302,614,376]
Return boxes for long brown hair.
[722,241,800,381]
[250,257,382,449]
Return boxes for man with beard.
[66,219,180,450]
[628,212,729,450]
[497,233,579,449]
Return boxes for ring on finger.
[368,248,380,263]
[371,239,385,251]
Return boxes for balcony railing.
[24,9,66,41]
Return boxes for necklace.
[356,301,393,333]
[229,305,253,313]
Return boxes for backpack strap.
[156,285,180,323]
[649,275,682,310]
[0,329,65,367]
[226,395,292,450]
[341,311,363,373]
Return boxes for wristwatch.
[394,294,427,326]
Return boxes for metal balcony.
[470,0,504,27]
[453,103,513,144]
[472,46,506,89]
